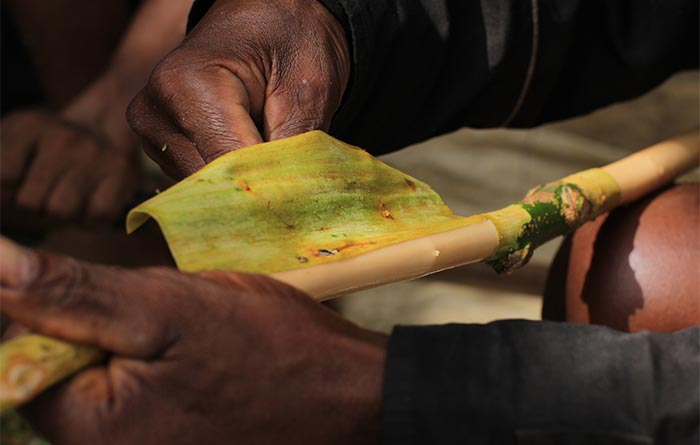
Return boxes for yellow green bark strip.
[485,168,621,273]
[127,130,469,274]
[0,335,103,414]
[0,133,624,413]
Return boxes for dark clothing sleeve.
[384,321,699,445]
[189,0,698,155]
[317,0,698,154]
[186,4,699,442]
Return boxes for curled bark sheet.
[1,130,697,413]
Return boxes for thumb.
[263,72,336,142]
[0,237,173,358]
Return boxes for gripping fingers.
[1,111,47,189]
[14,124,78,212]
[128,91,206,179]
[0,237,175,359]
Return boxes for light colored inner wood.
[272,220,500,300]
[603,132,699,204]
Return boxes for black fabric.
[187,0,213,33]
[317,0,698,154]
[189,0,698,155]
[185,3,699,443]
[384,322,699,445]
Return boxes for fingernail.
[0,237,38,289]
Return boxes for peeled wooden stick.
[273,217,498,299]
[1,131,697,413]
[277,131,699,300]
[603,132,699,204]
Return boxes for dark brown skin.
[543,183,700,332]
[0,237,386,445]
[126,0,351,179]
[1,0,192,226]
[6,0,692,442]
[0,2,370,443]
[1,110,140,224]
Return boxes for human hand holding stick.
[0,238,385,444]
[0,130,697,414]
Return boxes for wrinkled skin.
[1,109,140,225]
[0,2,372,443]
[127,0,350,179]
[0,237,386,445]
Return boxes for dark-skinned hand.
[0,237,385,445]
[127,0,350,179]
[1,109,140,225]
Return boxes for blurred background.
[6,70,698,331]
[1,1,698,442]
[2,0,699,330]
[338,71,699,332]
[1,0,698,332]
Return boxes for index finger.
[0,237,174,359]
[128,91,206,179]
[142,59,264,165]
[1,111,47,189]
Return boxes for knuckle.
[46,175,90,219]
[74,132,102,152]
[296,72,328,100]
[31,253,90,311]
[125,92,149,134]
[147,58,196,104]
[137,268,191,325]
[85,183,126,222]
[46,196,80,221]
[133,322,173,357]
[100,151,130,173]
[86,201,118,224]
[38,124,77,152]
[147,69,177,102]
[15,186,43,211]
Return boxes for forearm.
[384,321,699,444]
[107,0,193,96]
[4,0,130,107]
[63,0,193,147]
